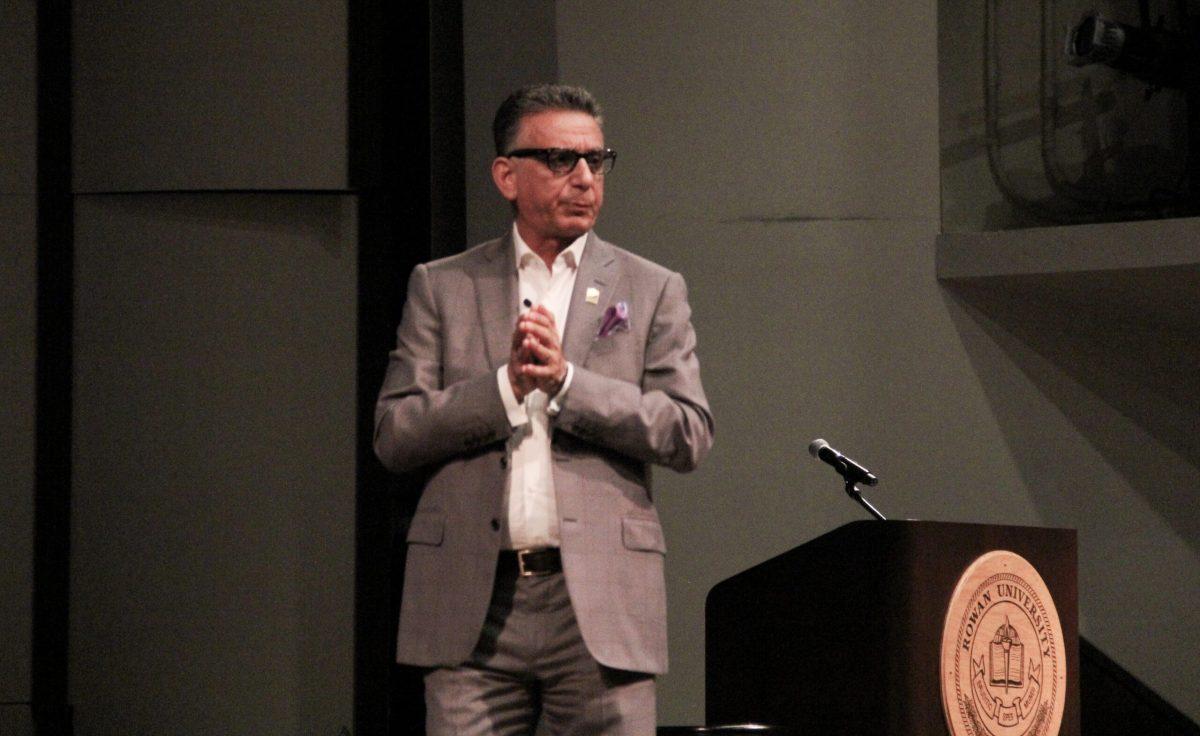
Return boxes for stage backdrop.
[456,0,1200,725]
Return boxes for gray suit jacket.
[373,231,713,675]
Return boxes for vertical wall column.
[67,2,363,734]
[349,1,466,732]
[33,1,73,733]
[1,1,42,733]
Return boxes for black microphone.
[808,439,879,486]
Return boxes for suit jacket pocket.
[586,331,639,376]
[621,516,666,555]
[406,510,445,546]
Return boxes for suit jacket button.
[500,456,508,468]
[490,518,500,531]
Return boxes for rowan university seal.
[941,551,1067,736]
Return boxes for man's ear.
[491,157,518,202]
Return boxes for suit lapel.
[475,234,518,371]
[561,232,619,367]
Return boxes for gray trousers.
[425,563,656,735]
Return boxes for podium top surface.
[707,519,1077,605]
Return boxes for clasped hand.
[507,304,567,403]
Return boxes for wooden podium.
[705,521,1080,735]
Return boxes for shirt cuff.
[547,362,574,416]
[497,364,529,427]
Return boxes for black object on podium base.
[705,520,1080,735]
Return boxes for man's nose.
[567,157,595,185]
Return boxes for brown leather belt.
[500,547,562,577]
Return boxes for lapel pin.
[585,287,600,305]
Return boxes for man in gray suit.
[374,84,713,735]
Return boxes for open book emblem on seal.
[941,550,1067,736]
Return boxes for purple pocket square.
[598,301,630,338]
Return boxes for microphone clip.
[842,477,887,521]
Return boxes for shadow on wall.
[938,272,1200,552]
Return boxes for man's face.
[492,110,605,246]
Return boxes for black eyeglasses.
[506,148,617,176]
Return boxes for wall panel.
[1,0,38,723]
[1,0,37,194]
[0,195,37,711]
[71,193,357,735]
[73,1,348,192]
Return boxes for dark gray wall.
[67,3,358,733]
[73,0,347,192]
[462,0,558,247]
[1,0,36,192]
[70,194,356,734]
[0,2,38,733]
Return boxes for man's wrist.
[507,362,526,403]
[497,364,530,427]
[546,362,574,416]
[547,373,563,397]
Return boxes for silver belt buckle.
[515,548,548,577]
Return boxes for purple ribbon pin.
[598,300,630,338]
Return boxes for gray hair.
[492,84,603,156]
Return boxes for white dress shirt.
[494,225,585,550]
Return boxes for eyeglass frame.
[505,147,617,176]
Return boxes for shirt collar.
[512,223,587,271]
